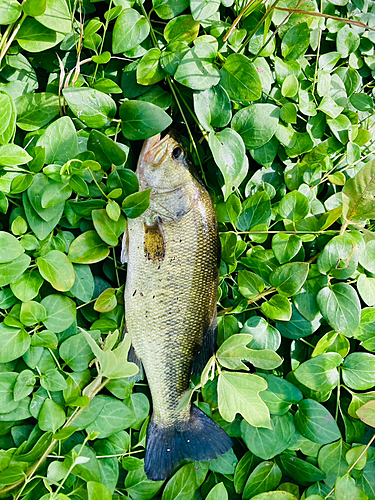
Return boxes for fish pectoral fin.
[121,227,129,264]
[127,344,144,383]
[144,217,166,262]
[191,315,217,376]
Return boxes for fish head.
[136,132,191,191]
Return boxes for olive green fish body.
[125,180,218,425]
[124,133,232,480]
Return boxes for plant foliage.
[0,0,375,498]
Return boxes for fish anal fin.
[144,405,232,481]
[191,317,217,376]
[144,217,165,263]
[127,344,144,383]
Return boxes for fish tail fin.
[144,405,232,481]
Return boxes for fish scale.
[123,133,232,480]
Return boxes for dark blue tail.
[144,405,232,481]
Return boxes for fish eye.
[172,147,183,160]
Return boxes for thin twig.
[274,7,375,31]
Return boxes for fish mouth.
[139,130,179,167]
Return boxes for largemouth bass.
[122,133,232,481]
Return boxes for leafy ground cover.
[0,0,375,498]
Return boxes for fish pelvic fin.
[144,405,232,481]
[127,344,144,383]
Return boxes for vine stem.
[0,23,14,55]
[0,12,27,67]
[324,432,375,499]
[167,76,207,184]
[3,377,110,498]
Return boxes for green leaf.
[350,93,374,112]
[0,91,16,144]
[318,440,351,488]
[220,53,262,102]
[232,104,279,149]
[112,8,150,54]
[15,92,59,131]
[41,294,76,333]
[0,253,31,287]
[243,461,282,499]
[122,189,151,218]
[335,473,368,500]
[94,288,117,313]
[0,231,25,263]
[87,481,112,500]
[241,317,280,351]
[88,130,128,167]
[38,398,66,432]
[35,0,71,33]
[278,191,309,222]
[175,42,220,90]
[272,234,302,265]
[10,270,44,302]
[342,160,375,221]
[92,209,126,246]
[241,413,297,460]
[356,400,375,428]
[317,284,360,337]
[237,191,271,231]
[20,300,47,326]
[294,399,341,444]
[62,88,117,128]
[0,144,32,166]
[59,332,93,371]
[15,18,64,52]
[153,0,189,20]
[120,101,172,140]
[281,23,310,60]
[14,369,36,401]
[68,265,92,303]
[37,250,75,292]
[317,233,358,280]
[217,333,281,371]
[238,270,264,299]
[259,374,303,416]
[41,367,67,391]
[279,454,325,485]
[125,466,164,499]
[137,48,166,86]
[82,330,139,379]
[164,15,200,44]
[209,128,248,201]
[270,262,309,297]
[68,231,110,264]
[249,494,297,500]
[261,295,292,322]
[162,463,196,500]
[36,116,78,165]
[0,323,30,363]
[0,0,22,24]
[190,0,220,20]
[294,353,342,392]
[342,352,375,390]
[193,85,232,131]
[218,371,271,428]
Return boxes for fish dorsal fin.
[144,217,165,262]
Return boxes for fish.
[122,132,232,481]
